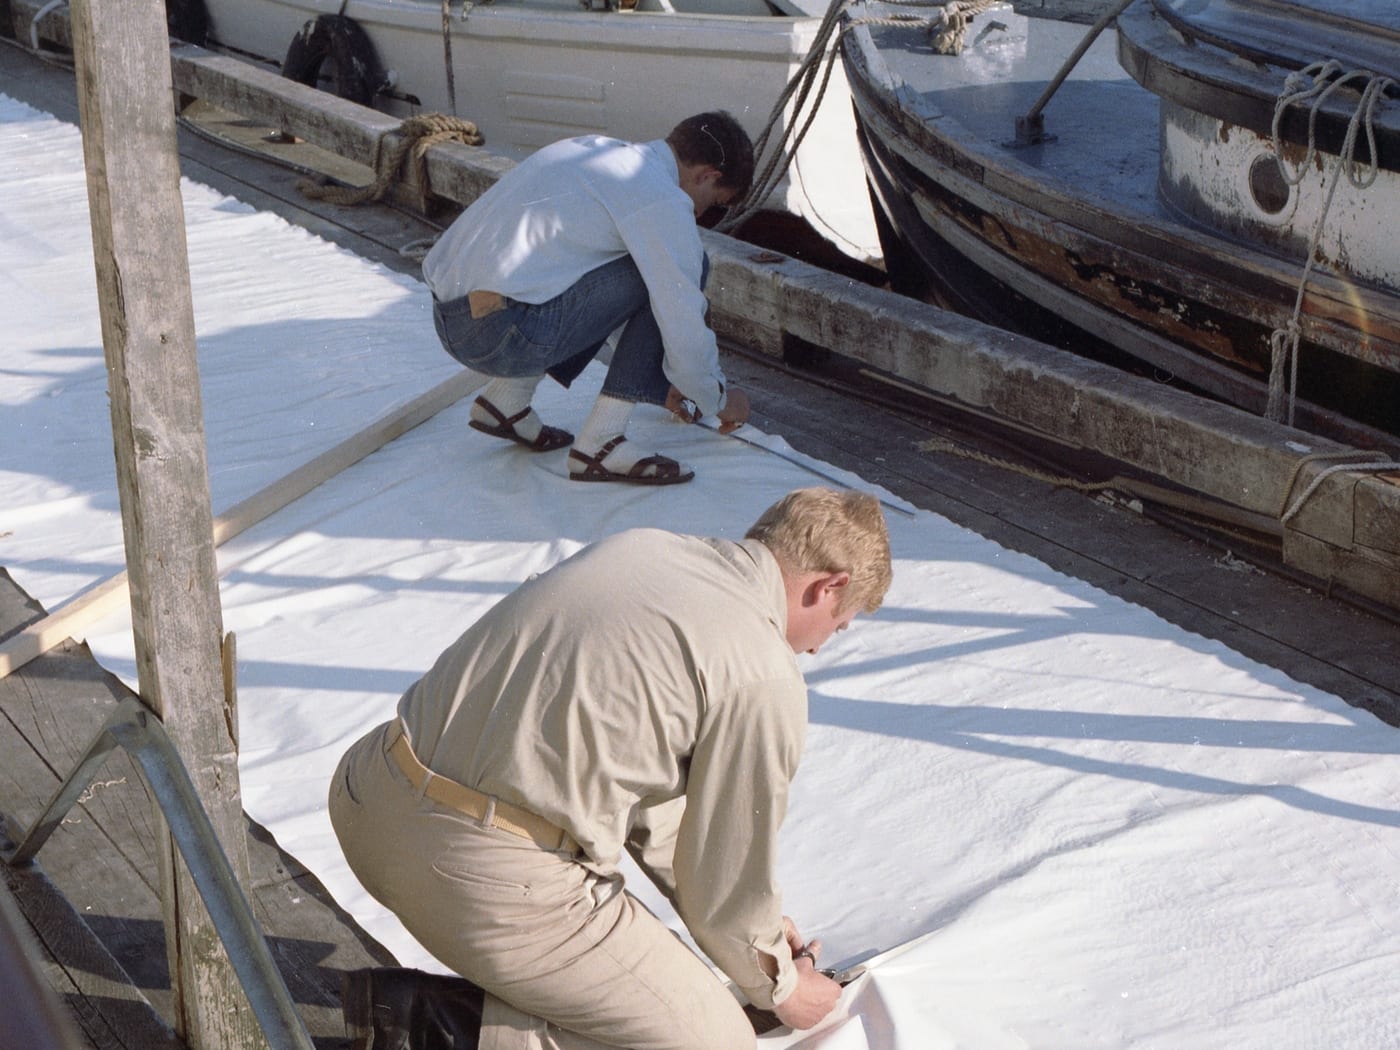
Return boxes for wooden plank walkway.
[0,569,393,1049]
[2,26,1398,1050]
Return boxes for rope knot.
[297,112,484,208]
[1279,68,1314,99]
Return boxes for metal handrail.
[2,696,315,1050]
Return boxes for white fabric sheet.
[2,93,1398,1050]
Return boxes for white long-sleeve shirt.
[422,136,728,416]
[397,529,805,1009]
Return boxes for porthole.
[1247,154,1291,215]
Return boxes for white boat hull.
[201,0,882,262]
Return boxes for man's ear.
[807,571,851,608]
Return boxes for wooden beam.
[67,0,262,1046]
[0,878,90,1050]
[166,44,514,208]
[0,371,485,680]
[0,577,129,681]
[211,371,483,544]
[4,863,184,1050]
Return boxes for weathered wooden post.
[67,1,269,1047]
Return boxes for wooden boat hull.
[842,0,1400,445]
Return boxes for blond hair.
[746,487,892,614]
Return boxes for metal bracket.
[2,696,314,1050]
[1010,112,1056,148]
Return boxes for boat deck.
[865,13,1165,216]
[3,33,1400,1050]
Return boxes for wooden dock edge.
[3,856,185,1050]
[9,7,1399,610]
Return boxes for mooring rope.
[926,0,1006,56]
[297,112,484,207]
[917,434,1119,494]
[1266,61,1395,426]
[28,0,67,50]
[717,0,999,237]
[440,0,459,118]
[1277,451,1400,526]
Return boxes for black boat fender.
[281,14,384,108]
[165,0,210,46]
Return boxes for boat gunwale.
[1145,0,1400,75]
[863,136,1400,448]
[853,80,1400,377]
[217,0,830,46]
[854,101,1400,447]
[1117,2,1400,173]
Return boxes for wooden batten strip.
[0,371,484,680]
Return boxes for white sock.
[473,376,544,441]
[570,396,695,478]
[570,395,646,474]
[574,395,634,450]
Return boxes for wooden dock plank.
[1,568,389,1048]
[4,862,182,1050]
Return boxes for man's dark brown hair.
[667,111,756,197]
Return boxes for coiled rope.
[297,112,484,208]
[717,0,1000,237]
[1266,61,1395,426]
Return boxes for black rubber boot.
[341,966,486,1050]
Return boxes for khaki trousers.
[328,722,757,1050]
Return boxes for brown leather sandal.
[468,395,572,452]
[567,436,694,486]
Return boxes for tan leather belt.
[467,290,505,319]
[387,722,578,853]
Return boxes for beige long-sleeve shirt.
[398,529,806,1009]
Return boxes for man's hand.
[665,386,701,424]
[665,384,750,433]
[773,918,841,1030]
[716,385,750,434]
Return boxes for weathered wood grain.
[4,861,182,1050]
[69,0,262,1045]
[2,571,390,1046]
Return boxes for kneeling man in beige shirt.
[330,486,892,1049]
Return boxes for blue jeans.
[432,254,709,407]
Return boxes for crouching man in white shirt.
[422,111,755,486]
